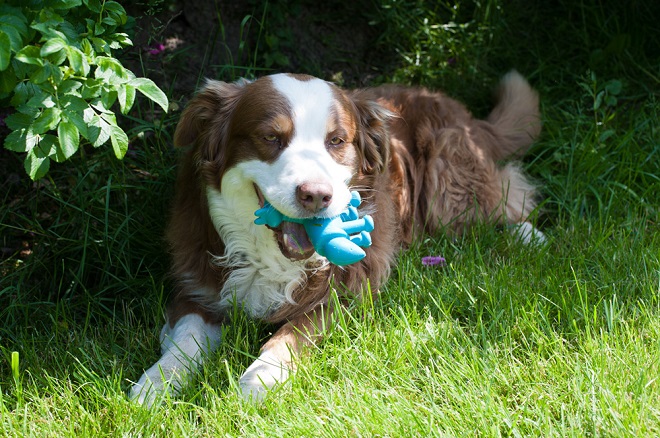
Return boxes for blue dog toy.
[254,191,374,266]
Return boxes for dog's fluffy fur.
[130,71,543,405]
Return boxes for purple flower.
[422,256,446,267]
[148,43,165,56]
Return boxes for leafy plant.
[583,72,622,133]
[257,1,295,69]
[369,0,495,92]
[0,0,168,180]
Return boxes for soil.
[124,0,384,106]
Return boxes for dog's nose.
[296,182,333,213]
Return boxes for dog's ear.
[351,94,392,174]
[174,79,249,183]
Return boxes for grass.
[1,0,660,436]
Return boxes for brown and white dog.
[130,71,544,405]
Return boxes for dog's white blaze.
[239,74,353,219]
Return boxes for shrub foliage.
[0,0,168,180]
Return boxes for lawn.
[1,0,659,436]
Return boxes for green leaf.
[26,89,56,109]
[110,126,128,160]
[32,107,62,134]
[30,9,65,35]
[85,0,102,13]
[93,22,106,37]
[0,31,10,71]
[0,13,28,40]
[41,38,67,57]
[4,112,34,130]
[37,135,62,162]
[25,147,50,180]
[128,77,169,112]
[82,78,102,99]
[594,91,603,111]
[112,33,132,47]
[52,0,83,10]
[599,129,616,143]
[4,129,28,152]
[30,64,52,84]
[66,47,89,76]
[57,21,79,43]
[11,57,33,80]
[117,84,136,114]
[0,66,17,93]
[14,104,40,119]
[58,79,83,95]
[10,82,32,107]
[100,88,117,110]
[50,49,68,67]
[103,1,126,15]
[99,110,117,123]
[86,112,112,147]
[605,80,622,96]
[81,38,94,56]
[91,37,110,54]
[60,94,87,112]
[0,23,28,53]
[109,125,129,159]
[15,46,43,66]
[30,63,64,85]
[5,127,39,153]
[95,56,129,83]
[57,120,79,159]
[63,108,88,140]
[102,17,118,28]
[0,23,23,53]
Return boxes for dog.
[129,70,544,405]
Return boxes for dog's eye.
[263,134,283,148]
[329,137,344,146]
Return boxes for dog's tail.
[485,70,541,160]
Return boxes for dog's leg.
[239,306,330,401]
[511,221,546,244]
[497,163,546,245]
[129,313,222,407]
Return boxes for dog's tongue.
[281,221,315,260]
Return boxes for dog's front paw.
[129,361,188,407]
[129,368,168,407]
[128,360,191,407]
[238,350,291,402]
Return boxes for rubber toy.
[254,191,374,266]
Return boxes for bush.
[0,0,168,180]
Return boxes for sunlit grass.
[1,0,659,436]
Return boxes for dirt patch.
[124,1,384,105]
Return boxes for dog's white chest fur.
[205,167,321,319]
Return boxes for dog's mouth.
[254,184,316,261]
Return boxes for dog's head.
[173,73,390,260]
